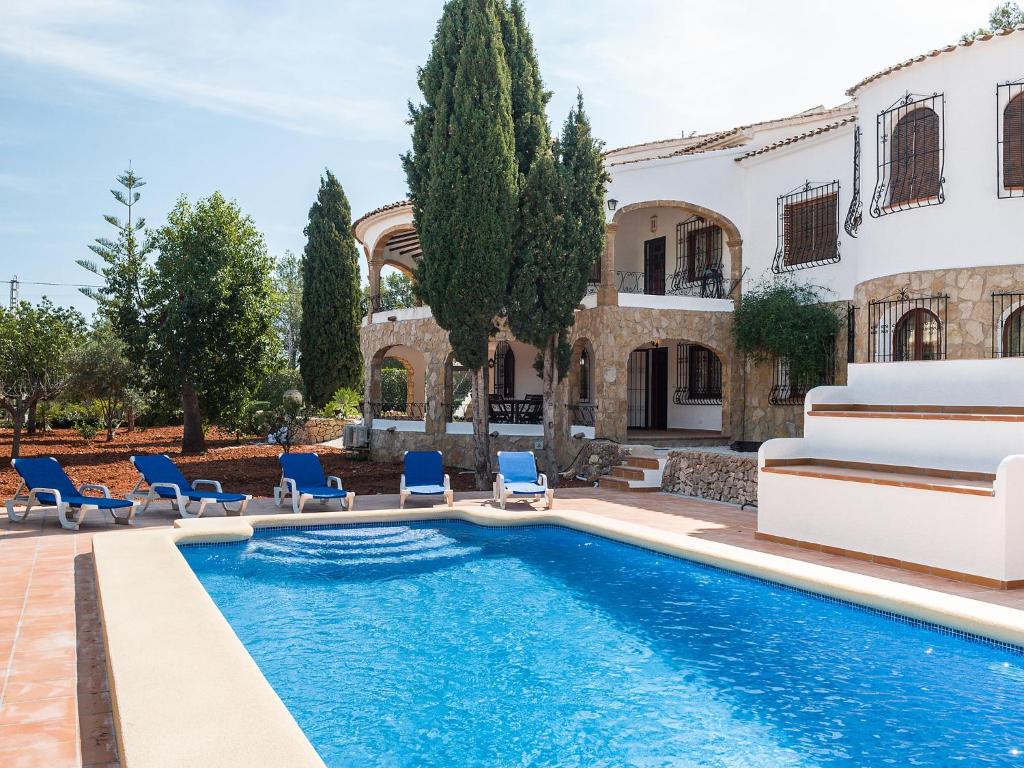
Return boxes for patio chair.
[6,457,137,531]
[275,452,355,514]
[129,454,251,519]
[400,451,453,509]
[493,451,553,510]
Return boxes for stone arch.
[610,199,743,289]
[366,343,426,419]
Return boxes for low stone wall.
[661,449,758,507]
[563,439,631,482]
[369,429,539,470]
[292,417,350,445]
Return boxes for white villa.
[354,27,1024,585]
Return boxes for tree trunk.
[126,404,136,432]
[9,402,27,459]
[26,401,37,436]
[181,381,207,454]
[541,336,559,485]
[470,365,492,490]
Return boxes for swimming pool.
[183,522,1024,767]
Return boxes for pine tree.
[299,170,363,409]
[77,167,153,360]
[507,93,608,479]
[404,0,518,488]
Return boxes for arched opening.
[1004,92,1024,189]
[889,107,941,206]
[444,353,473,423]
[627,340,723,435]
[567,338,597,429]
[579,347,592,403]
[1003,306,1024,358]
[894,308,942,361]
[610,201,742,300]
[368,344,426,423]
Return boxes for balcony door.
[627,347,668,430]
[644,237,666,296]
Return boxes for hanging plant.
[732,277,845,383]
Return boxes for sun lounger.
[129,454,251,518]
[275,452,355,514]
[493,450,553,510]
[400,450,453,508]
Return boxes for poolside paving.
[2,487,1024,766]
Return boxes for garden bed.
[0,426,479,498]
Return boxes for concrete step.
[598,476,660,493]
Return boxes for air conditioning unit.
[343,424,368,449]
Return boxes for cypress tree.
[507,93,608,479]
[404,0,518,488]
[299,170,362,409]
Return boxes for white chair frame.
[6,481,137,531]
[273,474,355,514]
[128,476,251,519]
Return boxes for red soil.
[0,426,584,498]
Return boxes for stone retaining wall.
[368,429,539,470]
[661,449,758,507]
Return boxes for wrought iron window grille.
[997,79,1024,199]
[669,217,725,297]
[492,341,515,399]
[768,345,837,406]
[673,343,723,405]
[570,403,597,427]
[992,291,1024,357]
[867,287,948,362]
[845,127,863,237]
[846,304,857,364]
[870,92,946,217]
[773,180,841,273]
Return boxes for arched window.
[1004,92,1024,190]
[578,348,591,403]
[1003,307,1024,357]
[492,341,515,399]
[894,308,942,361]
[889,107,941,206]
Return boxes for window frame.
[772,181,841,273]
[998,80,1024,198]
[870,92,946,217]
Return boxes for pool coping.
[93,507,1024,768]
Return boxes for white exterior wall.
[853,33,1024,284]
[736,127,858,299]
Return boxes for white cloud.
[0,0,421,138]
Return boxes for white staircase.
[599,448,667,492]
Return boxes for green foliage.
[326,387,362,419]
[254,366,304,407]
[0,300,86,456]
[299,170,363,408]
[367,271,416,312]
[732,277,844,384]
[74,417,100,442]
[265,391,311,453]
[962,2,1023,40]
[273,251,303,369]
[78,167,154,359]
[380,365,409,409]
[68,322,145,440]
[404,0,518,372]
[147,192,278,453]
[501,0,551,180]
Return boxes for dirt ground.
[0,426,586,498]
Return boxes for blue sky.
[0,0,995,314]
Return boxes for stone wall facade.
[368,429,539,471]
[661,449,758,507]
[853,264,1024,362]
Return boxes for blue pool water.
[182,523,1024,767]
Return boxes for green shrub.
[325,387,362,419]
[732,277,844,383]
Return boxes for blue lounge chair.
[129,454,251,519]
[493,451,553,510]
[6,457,137,531]
[399,450,453,509]
[275,452,355,514]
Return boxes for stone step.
[598,476,659,493]
[611,466,646,481]
[626,456,663,470]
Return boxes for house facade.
[355,28,1024,467]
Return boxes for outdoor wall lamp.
[607,198,618,211]
[650,215,658,233]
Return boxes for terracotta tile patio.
[2,487,1023,766]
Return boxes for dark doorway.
[626,347,668,429]
[644,237,666,295]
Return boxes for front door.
[627,347,668,429]
[644,237,666,295]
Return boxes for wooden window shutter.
[1005,94,1024,188]
[889,107,940,205]
[784,193,837,266]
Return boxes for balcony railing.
[363,295,417,316]
[612,270,727,298]
[570,403,597,426]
